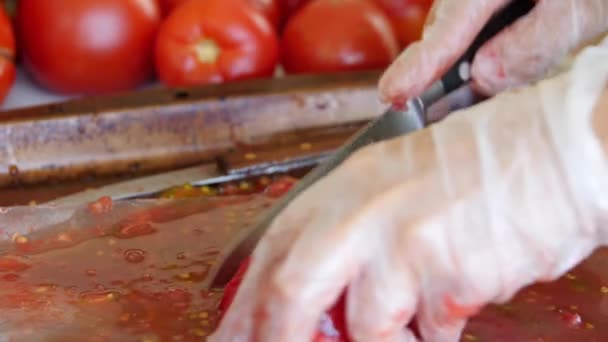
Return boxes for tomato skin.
[280,0,399,74]
[374,0,433,48]
[159,0,185,15]
[0,3,15,104]
[155,0,279,87]
[279,0,312,19]
[161,0,282,30]
[16,0,161,95]
[249,0,283,29]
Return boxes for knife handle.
[440,0,536,95]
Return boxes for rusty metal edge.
[0,70,385,187]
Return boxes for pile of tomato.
[0,0,432,105]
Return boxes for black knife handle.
[441,0,536,94]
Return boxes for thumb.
[378,0,510,104]
[471,0,608,95]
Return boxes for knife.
[208,0,537,288]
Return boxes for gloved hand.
[379,0,608,104]
[210,43,608,342]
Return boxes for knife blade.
[208,0,536,288]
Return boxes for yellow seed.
[29,200,37,206]
[244,153,257,160]
[107,293,117,300]
[140,335,159,342]
[201,186,215,195]
[189,313,199,320]
[239,181,251,190]
[96,250,104,256]
[177,273,191,280]
[199,312,209,319]
[120,313,130,322]
[108,239,116,246]
[601,286,608,293]
[200,320,210,326]
[191,328,207,337]
[463,334,478,341]
[546,305,556,311]
[566,273,576,280]
[35,286,50,293]
[300,142,312,150]
[183,183,193,190]
[570,305,578,310]
[585,322,595,329]
[12,233,28,244]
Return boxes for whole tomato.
[159,0,185,15]
[249,0,283,29]
[155,0,279,87]
[16,0,161,95]
[0,3,15,104]
[160,0,282,30]
[281,0,399,74]
[279,0,311,19]
[374,0,433,48]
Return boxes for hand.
[379,0,608,104]
[210,45,608,342]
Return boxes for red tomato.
[155,0,279,87]
[249,0,283,29]
[374,0,433,48]
[0,3,15,104]
[279,0,312,18]
[281,0,399,74]
[16,0,161,95]
[159,0,184,15]
[161,0,282,29]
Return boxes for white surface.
[1,65,287,111]
[1,68,74,111]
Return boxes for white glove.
[379,0,608,104]
[210,42,608,342]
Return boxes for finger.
[378,0,510,104]
[471,0,608,95]
[346,258,419,342]
[417,315,467,342]
[210,209,312,340]
[252,210,368,341]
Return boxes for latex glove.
[379,0,608,104]
[210,44,608,342]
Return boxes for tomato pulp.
[281,0,399,74]
[16,0,161,95]
[155,0,279,86]
[3,173,608,341]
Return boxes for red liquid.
[0,176,607,341]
